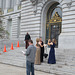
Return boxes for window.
[46,3,62,47]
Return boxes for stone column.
[11,0,14,8]
[6,0,10,9]
[58,0,75,49]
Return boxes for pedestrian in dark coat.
[25,32,31,49]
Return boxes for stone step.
[0,47,75,75]
[0,40,25,51]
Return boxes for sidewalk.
[0,63,53,75]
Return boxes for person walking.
[39,37,44,62]
[24,32,31,49]
[35,38,41,65]
[48,39,56,64]
[25,40,36,75]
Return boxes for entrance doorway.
[46,3,62,47]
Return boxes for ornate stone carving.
[67,2,72,8]
[50,12,62,23]
[30,0,38,14]
[30,0,38,5]
[64,0,72,8]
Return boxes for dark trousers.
[25,40,29,49]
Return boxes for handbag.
[43,53,48,58]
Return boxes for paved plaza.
[0,47,75,75]
[0,63,53,75]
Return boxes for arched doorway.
[46,2,62,47]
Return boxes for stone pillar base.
[58,33,75,49]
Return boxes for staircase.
[0,47,75,75]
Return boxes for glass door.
[50,24,61,47]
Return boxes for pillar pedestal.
[58,33,75,49]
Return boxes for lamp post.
[64,0,72,8]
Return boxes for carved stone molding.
[30,0,38,6]
[64,0,72,8]
[30,0,38,14]
[66,2,72,8]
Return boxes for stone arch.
[40,0,62,42]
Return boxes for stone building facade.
[0,0,75,49]
[0,0,21,39]
[0,0,22,48]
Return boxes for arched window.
[46,3,62,47]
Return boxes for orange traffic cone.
[3,45,7,52]
[17,41,20,47]
[11,43,14,50]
